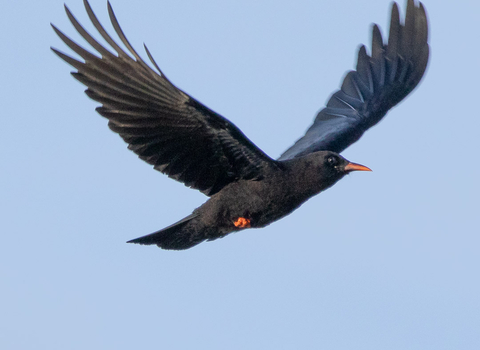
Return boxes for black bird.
[52,0,429,250]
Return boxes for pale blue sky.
[1,0,479,349]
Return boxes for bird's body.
[133,151,364,249]
[52,0,429,250]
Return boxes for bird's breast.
[200,178,311,230]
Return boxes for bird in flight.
[52,0,429,250]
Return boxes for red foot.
[234,217,251,228]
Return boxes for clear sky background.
[1,0,479,349]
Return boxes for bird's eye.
[326,156,338,167]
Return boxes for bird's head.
[321,151,372,176]
[289,151,372,194]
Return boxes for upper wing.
[52,0,278,196]
[279,0,429,161]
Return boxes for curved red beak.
[344,162,372,173]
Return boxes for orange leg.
[233,217,251,228]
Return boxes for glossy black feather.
[278,0,429,160]
[51,0,277,196]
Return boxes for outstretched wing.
[279,0,429,161]
[52,0,278,196]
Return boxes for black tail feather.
[127,213,204,250]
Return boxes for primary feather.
[52,0,277,196]
[279,0,429,160]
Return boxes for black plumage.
[52,0,429,250]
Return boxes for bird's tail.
[127,213,204,250]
